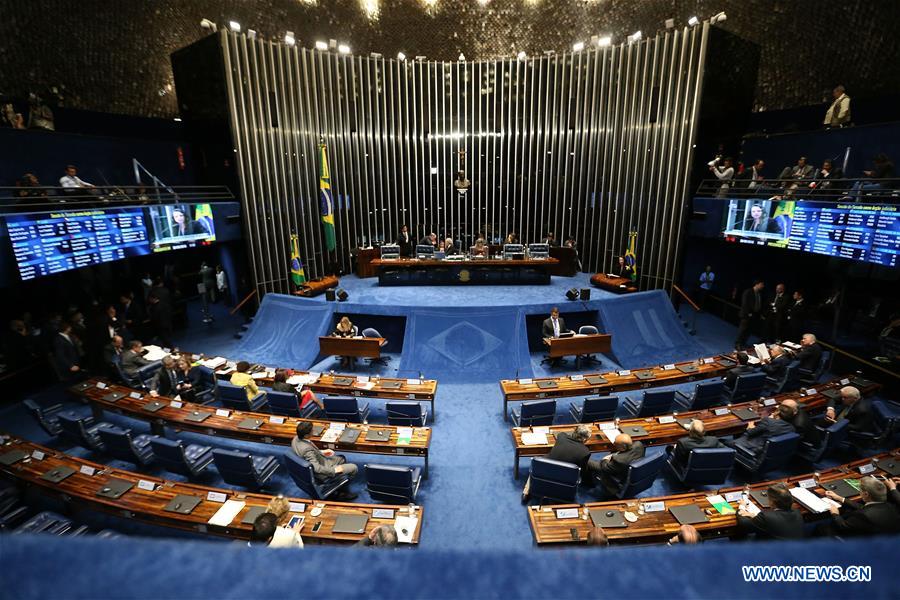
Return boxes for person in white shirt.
[59,165,95,197]
[710,157,734,197]
[823,85,851,127]
[216,265,228,302]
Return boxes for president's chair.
[217,380,268,412]
[569,395,618,423]
[364,464,422,504]
[726,372,767,403]
[510,399,556,427]
[23,398,64,437]
[667,447,735,487]
[599,452,667,499]
[361,328,390,365]
[283,452,350,500]
[96,425,156,467]
[797,419,848,463]
[733,432,800,475]
[527,457,580,504]
[323,397,370,423]
[622,389,675,417]
[212,448,279,489]
[386,401,428,426]
[674,380,725,411]
[148,437,214,478]
[57,412,114,452]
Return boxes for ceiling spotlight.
[370,52,382,58]
[543,50,556,56]
[338,43,351,54]
[628,30,642,44]
[597,36,612,47]
[711,11,727,24]
[572,41,585,52]
[397,52,406,60]
[315,40,328,50]
[516,50,527,60]
[664,18,675,29]
[415,55,427,61]
[284,31,295,45]
[228,20,241,32]
[687,16,699,26]
[458,53,466,61]
[200,19,217,32]
[247,29,257,40]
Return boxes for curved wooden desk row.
[71,379,431,475]
[529,449,899,545]
[510,376,880,478]
[500,354,734,417]
[0,435,423,544]
[590,273,638,294]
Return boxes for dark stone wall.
[2,0,899,119]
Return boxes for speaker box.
[580,288,591,301]
[565,288,579,301]
[324,289,336,302]
[336,288,349,302]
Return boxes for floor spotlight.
[516,50,527,60]
[247,29,257,40]
[664,18,675,29]
[627,30,642,44]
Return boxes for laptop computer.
[365,429,391,442]
[163,494,202,515]
[558,331,575,338]
[876,459,900,477]
[41,466,76,484]
[332,514,369,534]
[676,364,699,374]
[822,479,859,499]
[622,425,649,437]
[585,376,608,386]
[241,506,267,525]
[590,509,627,528]
[332,377,354,386]
[237,418,264,431]
[731,407,758,421]
[669,504,709,525]
[0,449,29,466]
[749,489,771,508]
[102,391,125,403]
[339,429,361,444]
[311,424,326,437]
[849,377,874,390]
[142,400,167,413]
[537,380,559,390]
[184,410,212,423]
[716,358,736,368]
[96,478,134,499]
[380,381,403,389]
[634,371,656,381]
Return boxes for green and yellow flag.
[290,234,306,287]
[624,230,638,282]
[319,142,336,251]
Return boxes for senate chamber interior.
[1,1,899,598]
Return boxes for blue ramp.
[398,306,532,382]
[597,290,705,369]
[234,294,334,369]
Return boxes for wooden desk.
[0,434,423,544]
[543,334,612,358]
[499,355,735,420]
[510,376,880,478]
[355,247,380,278]
[590,273,638,294]
[71,379,431,476]
[371,257,559,285]
[319,336,385,359]
[528,449,898,545]
[294,275,339,298]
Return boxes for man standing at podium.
[542,307,569,367]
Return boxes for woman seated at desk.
[471,238,487,257]
[442,237,459,255]
[333,316,358,337]
[271,368,324,413]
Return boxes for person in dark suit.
[742,204,782,234]
[442,237,459,255]
[395,225,413,257]
[53,322,82,380]
[794,333,823,373]
[120,339,153,379]
[149,356,181,397]
[886,478,900,508]
[824,386,876,438]
[737,482,804,540]
[727,407,796,454]
[766,283,790,342]
[596,433,645,496]
[735,280,765,349]
[542,307,568,339]
[667,420,721,470]
[821,476,900,537]
[785,290,807,341]
[102,335,124,376]
[522,425,593,503]
[780,399,823,448]
[147,280,174,347]
[760,345,792,380]
[417,232,438,249]
[613,256,634,279]
[543,232,559,247]
[724,351,757,389]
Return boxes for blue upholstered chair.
[283,452,350,500]
[361,327,390,365]
[733,432,800,474]
[598,452,667,499]
[266,389,303,417]
[576,325,602,367]
[727,372,767,403]
[190,365,218,405]
[96,425,156,466]
[323,397,370,423]
[364,464,422,504]
[667,447,735,486]
[13,511,73,535]
[797,419,848,463]
[386,401,428,426]
[765,362,801,395]
[57,412,114,452]
[23,398,64,437]
[217,380,268,412]
[622,389,675,418]
[212,448,279,489]
[148,437,214,478]
[674,380,725,411]
[798,351,829,385]
[510,399,556,427]
[527,457,580,504]
[569,395,618,423]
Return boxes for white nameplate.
[658,416,676,424]
[96,382,108,389]
[518,378,533,385]
[598,422,618,430]
[859,464,876,474]
[407,379,421,385]
[372,508,395,519]
[840,378,850,386]
[702,358,715,364]
[215,409,230,417]
[270,416,286,425]
[663,364,676,371]
[207,491,227,503]
[137,479,156,491]
[356,375,370,383]
[555,508,579,519]
[763,398,777,406]
[129,392,143,399]
[407,394,416,400]
[643,501,666,513]
[570,374,584,381]
[798,479,817,489]
[170,401,183,409]
[79,465,96,476]
[289,502,306,513]
[714,408,729,416]
[806,388,817,395]
[724,491,743,502]
[618,370,631,376]
[31,450,45,461]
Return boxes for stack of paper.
[207,500,246,526]
[789,487,831,513]
[201,356,227,370]
[321,424,345,443]
[251,372,268,380]
[738,499,761,517]
[521,432,549,446]
[142,345,170,362]
[394,515,418,543]
[287,373,319,386]
[754,343,771,361]
[602,428,622,444]
[706,494,736,515]
[396,427,413,445]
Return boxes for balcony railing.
[1,185,235,212]
[695,177,899,202]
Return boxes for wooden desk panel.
[319,336,385,359]
[0,435,423,544]
[528,450,898,545]
[590,273,638,294]
[371,258,559,268]
[510,376,880,478]
[544,334,612,358]
[72,379,431,475]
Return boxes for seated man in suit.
[120,339,153,379]
[542,307,568,339]
[760,344,792,380]
[820,476,900,537]
[595,433,645,496]
[354,524,398,548]
[291,421,358,501]
[793,333,823,372]
[724,351,757,389]
[823,386,875,439]
[417,232,438,249]
[736,482,804,540]
[668,524,701,545]
[779,398,823,448]
[667,420,721,470]
[102,335,124,377]
[726,403,796,454]
[521,424,594,503]
[149,356,180,397]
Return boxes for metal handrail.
[695,177,899,201]
[0,185,235,212]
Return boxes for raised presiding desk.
[510,376,880,478]
[500,354,736,419]
[319,335,385,361]
[0,434,423,544]
[370,257,559,286]
[71,379,432,476]
[528,449,899,545]
[543,334,611,360]
[590,273,638,294]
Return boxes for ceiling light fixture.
[228,21,241,32]
[284,31,295,45]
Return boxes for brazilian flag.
[624,230,638,282]
[319,142,336,251]
[290,234,306,287]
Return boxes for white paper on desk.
[570,374,584,381]
[747,356,761,365]
[142,345,170,361]
[724,491,743,503]
[532,426,550,434]
[201,356,227,369]
[251,372,268,380]
[208,500,245,526]
[396,427,414,439]
[663,364,676,370]
[790,487,830,513]
[394,516,418,544]
[597,421,618,430]
[658,416,676,424]
[353,381,375,391]
[603,428,622,443]
[739,500,761,517]
[754,343,770,362]
[287,374,315,386]
[518,378,533,385]
[521,432,549,446]
[406,378,421,385]
[320,429,341,443]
